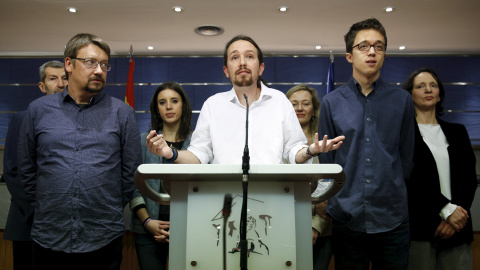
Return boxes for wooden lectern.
[135,164,345,270]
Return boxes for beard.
[234,76,254,87]
[85,76,105,93]
[85,86,104,93]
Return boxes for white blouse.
[418,124,457,220]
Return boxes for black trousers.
[33,236,123,270]
[13,241,34,270]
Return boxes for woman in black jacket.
[403,68,477,270]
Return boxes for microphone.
[222,193,233,218]
[222,193,233,270]
[240,94,250,270]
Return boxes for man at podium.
[146,35,344,164]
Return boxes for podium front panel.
[169,180,313,270]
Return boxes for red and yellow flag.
[125,46,135,109]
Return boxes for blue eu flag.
[327,60,335,93]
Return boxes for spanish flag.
[125,45,135,109]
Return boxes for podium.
[135,164,345,270]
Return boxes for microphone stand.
[223,193,232,270]
[240,94,250,270]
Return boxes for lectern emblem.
[211,195,271,256]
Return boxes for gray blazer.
[129,131,192,234]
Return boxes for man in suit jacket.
[2,60,67,270]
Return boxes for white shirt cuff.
[439,202,457,220]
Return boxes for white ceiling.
[1,0,480,57]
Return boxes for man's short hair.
[64,33,111,62]
[39,60,64,83]
[344,18,387,54]
[223,35,264,67]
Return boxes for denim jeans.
[332,220,410,270]
[134,233,169,270]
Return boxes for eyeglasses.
[352,42,386,53]
[72,58,111,71]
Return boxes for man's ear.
[38,82,47,94]
[258,62,265,76]
[65,57,73,73]
[346,53,353,64]
[223,66,230,78]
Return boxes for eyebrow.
[229,49,256,55]
[359,40,385,44]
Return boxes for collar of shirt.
[61,86,105,106]
[227,82,273,106]
[351,77,384,96]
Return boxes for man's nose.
[58,79,66,88]
[239,56,246,66]
[93,63,104,74]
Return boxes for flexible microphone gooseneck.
[240,94,250,270]
[222,193,232,270]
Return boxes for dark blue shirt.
[320,77,415,233]
[17,89,142,252]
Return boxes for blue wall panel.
[0,59,11,84]
[190,85,230,110]
[1,55,479,145]
[332,56,352,83]
[274,57,328,82]
[261,58,276,83]
[168,57,224,83]
[10,58,64,84]
[113,57,169,83]
[0,86,43,111]
[443,85,480,111]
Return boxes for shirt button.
[366,137,370,142]
[366,158,371,163]
[366,118,371,121]
[366,179,371,183]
